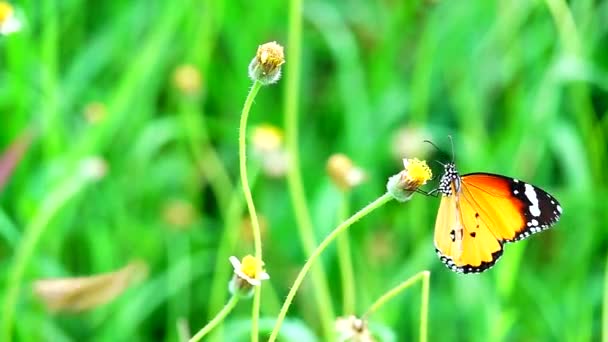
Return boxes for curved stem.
[189,295,240,342]
[363,270,430,342]
[238,80,264,342]
[268,192,394,342]
[336,192,355,314]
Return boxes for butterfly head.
[438,162,460,196]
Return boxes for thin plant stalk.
[284,0,336,337]
[189,295,240,342]
[336,193,356,314]
[363,270,430,342]
[1,170,94,340]
[238,80,264,342]
[603,253,608,342]
[268,192,394,342]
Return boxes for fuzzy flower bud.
[387,158,432,202]
[248,41,285,85]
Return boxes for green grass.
[1,0,607,341]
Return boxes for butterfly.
[433,162,562,273]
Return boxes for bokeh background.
[1,0,607,341]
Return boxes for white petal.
[228,256,241,270]
[0,16,21,35]
[246,277,261,286]
[258,272,270,280]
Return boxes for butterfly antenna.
[447,135,455,163]
[423,139,443,154]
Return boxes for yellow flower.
[251,124,289,178]
[172,64,202,96]
[0,1,21,35]
[252,124,283,152]
[402,158,432,188]
[386,158,432,202]
[248,41,285,85]
[228,255,270,297]
[335,315,375,342]
[327,154,367,191]
[83,102,107,124]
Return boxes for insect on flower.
[430,141,562,273]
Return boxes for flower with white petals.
[228,255,270,297]
[0,2,22,35]
[386,158,432,202]
[335,315,375,342]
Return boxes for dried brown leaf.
[33,260,148,313]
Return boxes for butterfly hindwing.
[434,181,505,273]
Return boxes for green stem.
[189,295,240,342]
[336,192,355,314]
[268,192,394,342]
[363,270,430,342]
[1,168,93,341]
[603,253,608,342]
[238,80,264,342]
[284,0,336,337]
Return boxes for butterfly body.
[434,162,562,274]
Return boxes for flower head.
[172,64,202,96]
[327,154,367,191]
[83,102,107,124]
[0,1,22,35]
[386,158,432,202]
[251,124,289,178]
[335,315,375,342]
[390,126,433,161]
[248,41,285,85]
[228,255,270,297]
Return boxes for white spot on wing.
[524,184,541,217]
[557,205,562,214]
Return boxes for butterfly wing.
[461,173,562,242]
[434,172,562,274]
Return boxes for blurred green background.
[1,0,607,341]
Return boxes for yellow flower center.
[256,42,285,71]
[0,2,14,23]
[252,124,283,151]
[240,255,263,279]
[404,158,432,186]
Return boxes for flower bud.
[248,41,285,85]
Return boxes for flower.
[251,124,289,178]
[172,64,202,96]
[83,102,107,124]
[327,154,367,191]
[252,124,283,152]
[335,315,375,342]
[0,1,22,35]
[390,126,433,161]
[386,158,432,202]
[162,199,197,230]
[228,255,270,297]
[248,41,285,85]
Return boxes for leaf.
[33,260,148,313]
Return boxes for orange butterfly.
[433,162,562,273]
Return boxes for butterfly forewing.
[462,173,562,242]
